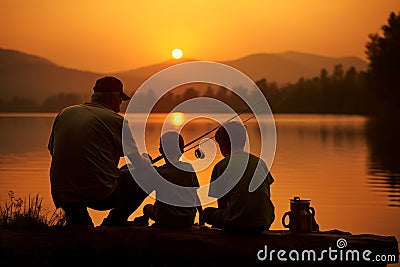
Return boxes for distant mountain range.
[0,48,368,103]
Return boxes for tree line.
[0,63,382,115]
[0,93,84,113]
[265,65,369,114]
[122,64,370,115]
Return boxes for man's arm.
[122,119,152,168]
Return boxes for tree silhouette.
[365,11,400,116]
[40,93,83,113]
[272,64,368,114]
[0,97,38,112]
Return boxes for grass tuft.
[0,190,65,228]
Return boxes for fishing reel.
[194,148,205,159]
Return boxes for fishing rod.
[150,100,259,163]
[150,86,287,164]
[150,101,261,164]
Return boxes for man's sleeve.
[121,119,139,157]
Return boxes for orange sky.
[1,1,399,73]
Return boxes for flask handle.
[282,211,291,228]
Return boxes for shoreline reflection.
[366,118,400,207]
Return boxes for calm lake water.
[0,113,399,243]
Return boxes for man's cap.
[93,76,130,101]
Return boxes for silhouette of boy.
[134,131,204,228]
[203,121,275,234]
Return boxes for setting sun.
[171,48,183,59]
[169,112,185,126]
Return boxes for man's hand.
[129,152,152,169]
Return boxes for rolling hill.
[222,51,367,83]
[0,48,368,104]
[0,49,101,102]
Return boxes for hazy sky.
[1,1,399,73]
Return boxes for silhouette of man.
[48,76,151,226]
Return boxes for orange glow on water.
[169,112,185,127]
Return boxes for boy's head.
[159,131,185,162]
[215,121,246,157]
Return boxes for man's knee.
[117,168,148,203]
